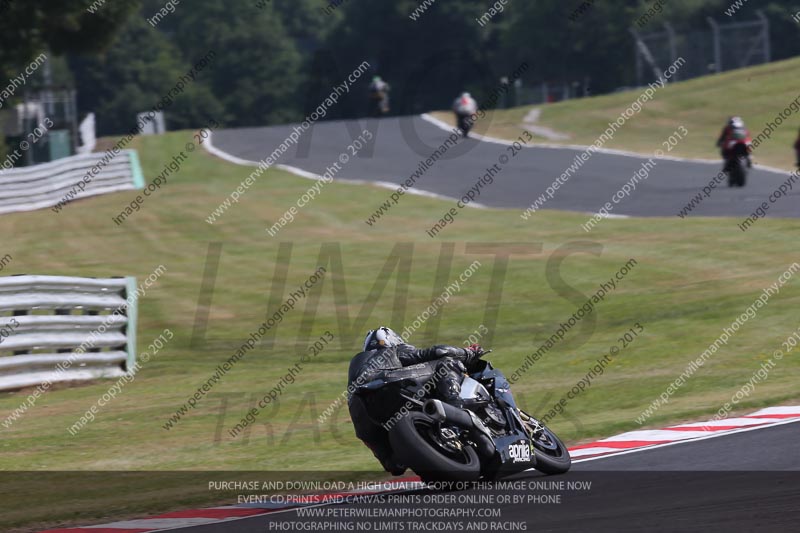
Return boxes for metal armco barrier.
[0,150,144,215]
[0,276,138,391]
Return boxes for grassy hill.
[1,100,799,527]
[434,56,800,170]
[1,129,798,467]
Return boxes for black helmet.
[363,326,404,351]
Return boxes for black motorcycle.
[724,139,750,187]
[456,113,473,138]
[368,90,390,118]
[354,354,571,482]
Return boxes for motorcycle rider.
[368,76,390,117]
[452,92,478,137]
[716,116,752,168]
[347,326,487,475]
[794,127,800,167]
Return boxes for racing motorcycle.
[368,87,390,118]
[355,353,571,482]
[723,136,751,187]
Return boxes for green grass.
[1,130,798,465]
[1,70,800,528]
[434,56,800,170]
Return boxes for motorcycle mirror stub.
[358,379,385,391]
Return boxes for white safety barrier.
[0,150,144,215]
[0,276,138,391]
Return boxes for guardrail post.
[125,277,138,374]
[12,309,27,355]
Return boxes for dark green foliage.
[0,0,140,81]
[3,0,799,135]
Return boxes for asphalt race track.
[198,117,800,532]
[158,420,800,532]
[576,421,800,471]
[211,115,800,219]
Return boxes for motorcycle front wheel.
[389,411,481,483]
[520,410,571,475]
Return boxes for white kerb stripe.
[569,447,627,458]
[669,417,773,429]
[85,518,220,529]
[598,429,711,442]
[749,406,800,416]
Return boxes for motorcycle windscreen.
[459,377,492,402]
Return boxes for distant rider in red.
[716,116,752,168]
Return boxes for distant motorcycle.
[453,92,478,138]
[368,95,389,117]
[368,77,390,118]
[722,136,751,187]
[353,351,571,483]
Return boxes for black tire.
[731,158,747,187]
[457,115,472,137]
[520,411,571,475]
[389,411,481,482]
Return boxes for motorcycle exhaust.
[423,399,495,458]
[424,399,472,427]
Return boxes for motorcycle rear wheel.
[389,411,481,483]
[727,158,747,187]
[734,159,747,187]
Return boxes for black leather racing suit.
[347,344,471,471]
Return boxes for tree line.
[0,0,799,137]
